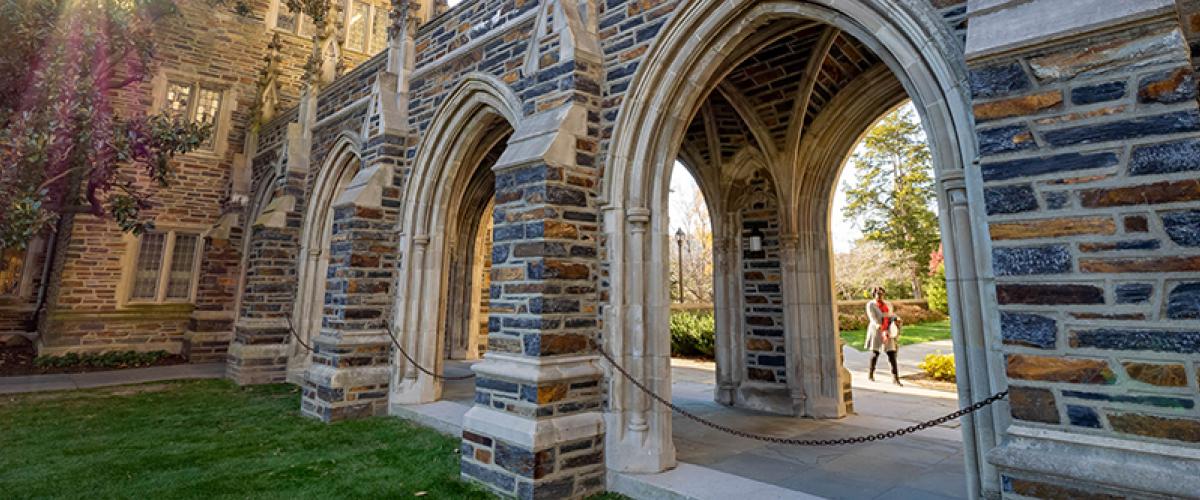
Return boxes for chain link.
[598,348,1007,446]
[283,316,315,353]
[383,323,476,381]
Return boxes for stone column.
[301,166,395,422]
[967,0,1200,497]
[459,103,606,498]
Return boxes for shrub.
[924,263,949,315]
[918,351,956,382]
[33,350,169,370]
[670,311,715,358]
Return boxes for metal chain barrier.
[383,323,476,381]
[283,316,315,353]
[598,347,1007,446]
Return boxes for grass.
[840,320,952,352]
[0,380,492,499]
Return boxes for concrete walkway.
[418,351,966,500]
[0,363,225,395]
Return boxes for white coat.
[864,299,900,352]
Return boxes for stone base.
[225,342,289,385]
[989,426,1200,499]
[734,382,800,416]
[301,363,390,421]
[299,331,391,422]
[462,406,606,499]
[460,353,607,498]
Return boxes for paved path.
[842,339,955,378]
[0,363,225,395]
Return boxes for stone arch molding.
[292,133,366,382]
[601,0,1006,496]
[390,73,524,405]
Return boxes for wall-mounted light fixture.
[748,228,763,252]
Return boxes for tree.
[833,239,912,301]
[841,104,940,298]
[0,0,210,251]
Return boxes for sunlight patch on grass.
[840,320,952,351]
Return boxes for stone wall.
[739,178,787,388]
[967,2,1200,495]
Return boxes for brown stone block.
[543,221,579,239]
[491,267,525,282]
[1123,215,1149,233]
[537,334,590,356]
[1008,386,1060,423]
[989,217,1115,241]
[541,260,590,280]
[1080,179,1200,208]
[474,448,492,464]
[1108,412,1200,443]
[1033,105,1127,126]
[1123,361,1188,387]
[1006,354,1116,384]
[1080,256,1200,273]
[974,91,1063,121]
[537,383,569,404]
[1007,477,1124,500]
[996,284,1105,304]
[747,367,776,382]
[745,338,774,351]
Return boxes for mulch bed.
[901,372,958,392]
[0,345,186,377]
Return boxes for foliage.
[924,262,949,315]
[0,0,210,250]
[0,380,494,498]
[834,240,913,300]
[841,104,940,297]
[33,349,168,369]
[670,310,715,358]
[840,319,951,351]
[918,351,956,382]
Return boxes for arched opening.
[604,1,1003,497]
[293,140,362,382]
[391,75,521,407]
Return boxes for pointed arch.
[391,73,521,405]
[291,133,363,381]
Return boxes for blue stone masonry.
[1000,312,1057,349]
[992,245,1072,276]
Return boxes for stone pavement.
[0,363,225,395]
[433,347,968,500]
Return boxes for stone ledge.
[471,352,603,383]
[965,0,1176,60]
[462,404,603,450]
[987,425,1200,498]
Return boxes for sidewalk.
[0,363,225,395]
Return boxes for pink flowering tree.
[0,0,210,250]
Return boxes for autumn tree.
[841,104,940,298]
[0,0,210,251]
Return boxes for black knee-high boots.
[887,350,901,386]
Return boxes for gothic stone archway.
[603,1,1004,497]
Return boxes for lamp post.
[675,228,685,303]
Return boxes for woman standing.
[865,286,902,385]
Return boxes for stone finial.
[252,33,283,126]
[388,0,421,42]
[298,0,342,88]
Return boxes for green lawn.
[0,380,494,499]
[840,320,952,351]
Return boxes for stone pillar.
[967,0,1200,497]
[460,103,606,499]
[226,166,305,385]
[301,166,395,422]
[183,214,243,364]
